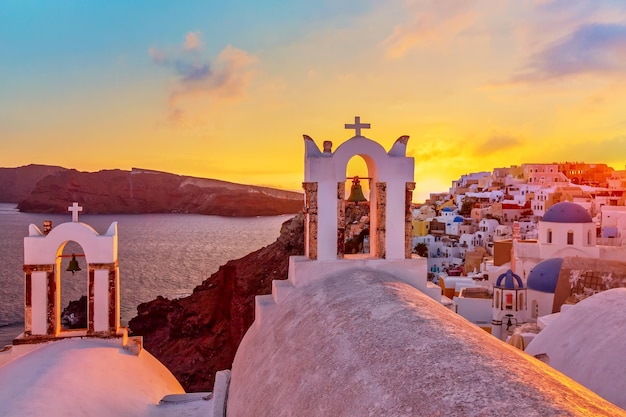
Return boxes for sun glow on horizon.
[2,1,626,203]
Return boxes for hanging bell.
[66,254,81,275]
[505,314,513,330]
[347,176,367,203]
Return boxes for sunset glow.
[2,1,626,201]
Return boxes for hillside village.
[403,162,626,345]
[1,124,625,416]
[412,162,624,273]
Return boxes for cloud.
[383,0,477,58]
[513,23,626,82]
[474,133,522,155]
[184,31,203,50]
[558,134,626,162]
[149,32,257,125]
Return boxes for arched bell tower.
[302,117,415,261]
[18,203,123,343]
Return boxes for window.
[547,229,552,244]
[567,231,574,245]
[587,230,592,245]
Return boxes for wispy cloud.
[149,32,257,125]
[184,31,203,50]
[474,133,522,155]
[383,0,477,58]
[512,23,626,82]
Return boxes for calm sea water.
[0,203,293,346]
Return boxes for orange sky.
[2,1,626,201]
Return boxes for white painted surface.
[454,297,492,325]
[211,370,231,417]
[526,288,626,409]
[527,289,555,319]
[31,271,47,335]
[0,338,185,417]
[24,221,118,265]
[288,255,428,291]
[304,132,414,260]
[228,269,623,416]
[24,219,119,335]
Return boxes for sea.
[0,203,294,347]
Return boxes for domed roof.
[495,269,523,289]
[525,288,626,409]
[0,338,185,416]
[453,216,464,222]
[227,270,622,416]
[442,207,453,212]
[543,202,592,223]
[527,258,563,293]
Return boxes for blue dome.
[527,258,563,293]
[453,216,463,222]
[543,202,592,223]
[442,207,453,212]
[495,269,523,289]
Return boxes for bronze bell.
[347,176,367,203]
[66,254,81,275]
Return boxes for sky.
[2,0,626,202]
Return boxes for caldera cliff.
[129,213,304,391]
[3,165,302,217]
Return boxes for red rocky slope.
[129,213,304,391]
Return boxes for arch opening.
[340,154,383,258]
[342,156,372,257]
[57,240,89,331]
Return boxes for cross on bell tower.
[345,116,371,137]
[68,202,83,222]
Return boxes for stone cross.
[68,202,83,222]
[344,116,371,137]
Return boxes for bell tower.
[302,116,415,260]
[491,269,527,341]
[17,203,123,344]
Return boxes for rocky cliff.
[128,213,304,391]
[0,164,67,202]
[5,166,302,216]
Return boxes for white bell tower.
[17,203,123,343]
[302,116,415,260]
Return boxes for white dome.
[227,269,622,416]
[526,288,626,409]
[0,338,184,417]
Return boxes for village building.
[522,163,569,186]
[608,168,626,189]
[600,205,626,243]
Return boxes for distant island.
[0,164,303,217]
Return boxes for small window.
[547,229,552,244]
[567,231,574,245]
[587,230,592,245]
